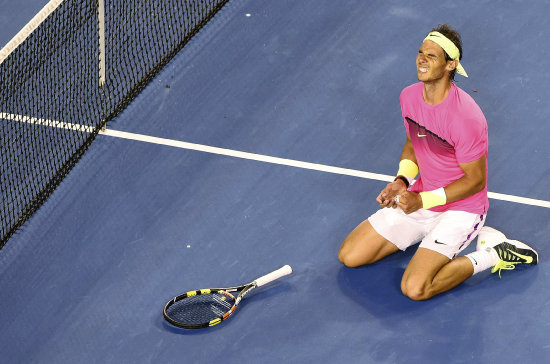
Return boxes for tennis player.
[338,24,538,300]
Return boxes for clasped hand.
[376,180,423,214]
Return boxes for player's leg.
[400,248,474,300]
[400,211,485,300]
[338,207,425,267]
[338,218,399,267]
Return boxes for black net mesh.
[0,0,229,248]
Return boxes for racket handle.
[254,265,292,287]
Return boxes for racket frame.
[163,283,256,329]
[163,265,291,329]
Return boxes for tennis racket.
[163,265,292,329]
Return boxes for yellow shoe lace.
[491,260,518,278]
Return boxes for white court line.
[101,128,393,182]
[0,0,64,65]
[2,111,549,209]
[100,128,550,209]
[0,112,96,132]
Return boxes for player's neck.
[422,78,452,105]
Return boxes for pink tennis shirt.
[400,82,489,214]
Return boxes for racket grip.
[254,265,292,287]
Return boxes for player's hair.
[432,24,463,81]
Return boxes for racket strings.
[166,293,236,325]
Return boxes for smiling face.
[416,40,456,83]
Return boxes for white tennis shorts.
[368,207,486,259]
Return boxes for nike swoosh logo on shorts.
[417,132,427,137]
[434,240,446,245]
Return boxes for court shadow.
[335,248,542,362]
[335,252,480,362]
[336,246,541,316]
[336,248,448,312]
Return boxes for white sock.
[465,248,500,275]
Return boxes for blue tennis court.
[1,0,549,363]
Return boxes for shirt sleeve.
[400,89,411,137]
[450,117,487,164]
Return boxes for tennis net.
[0,0,229,248]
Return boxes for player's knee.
[338,248,374,268]
[401,277,430,301]
[338,249,358,267]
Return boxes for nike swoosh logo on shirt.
[417,132,428,137]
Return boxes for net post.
[98,0,106,87]
[98,0,107,131]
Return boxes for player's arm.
[395,134,418,187]
[400,133,417,166]
[376,134,418,207]
[442,154,487,203]
[397,154,486,214]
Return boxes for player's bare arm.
[396,154,487,214]
[376,135,416,207]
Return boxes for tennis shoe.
[476,226,507,250]
[476,226,538,277]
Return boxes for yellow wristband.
[396,159,418,179]
[419,188,447,209]
[396,159,419,186]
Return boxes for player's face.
[416,40,450,82]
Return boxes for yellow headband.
[424,31,468,78]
